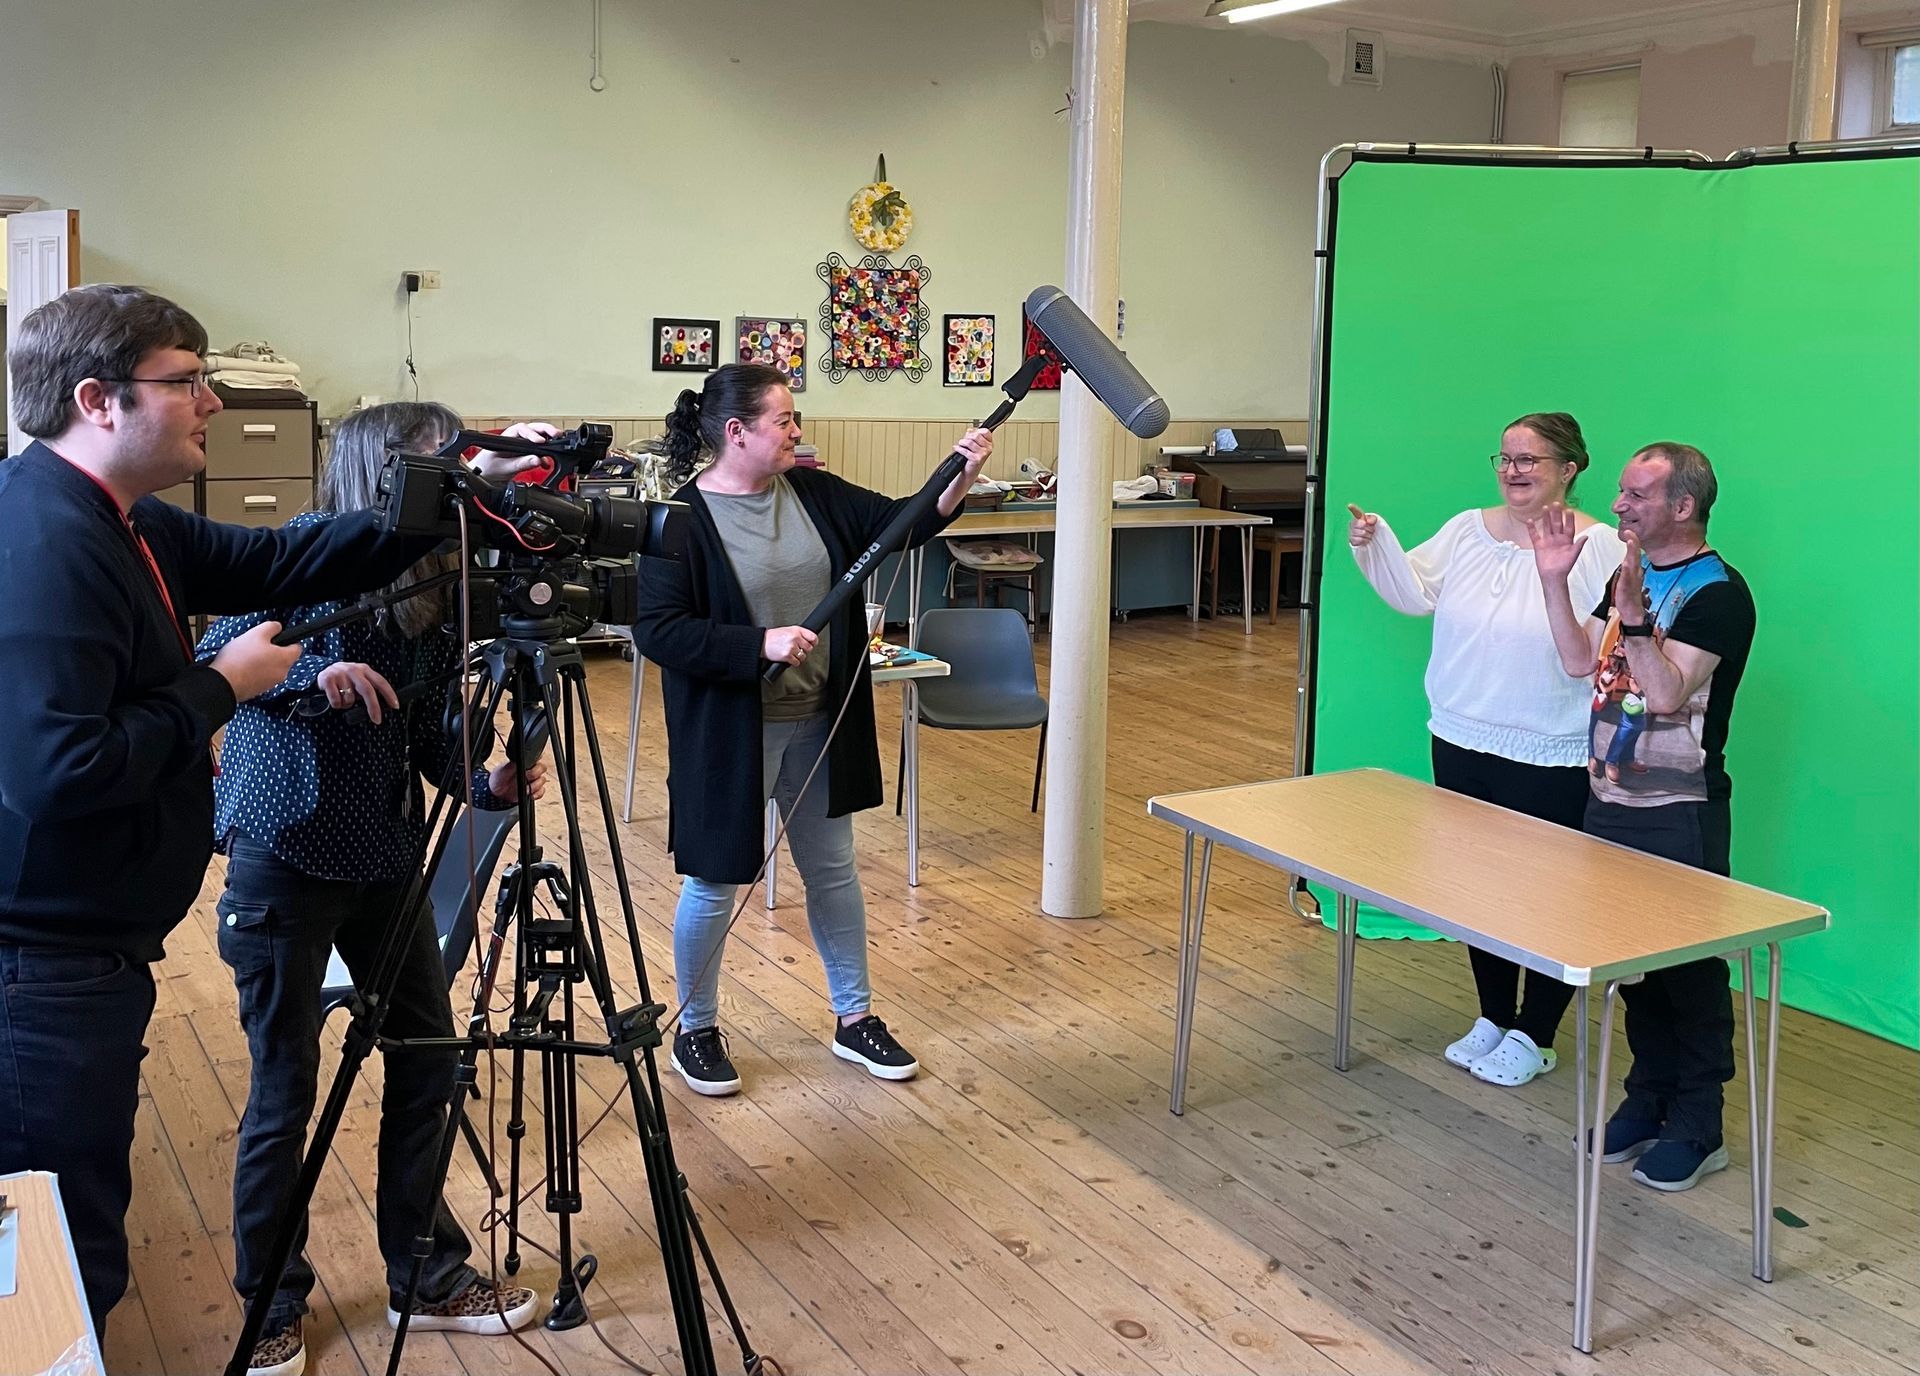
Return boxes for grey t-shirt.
[704,476,834,720]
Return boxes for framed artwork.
[942,314,994,387]
[734,316,808,392]
[1020,306,1065,391]
[652,318,718,371]
[815,251,933,383]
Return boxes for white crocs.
[1443,1016,1506,1069]
[1470,1029,1556,1086]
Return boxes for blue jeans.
[218,837,478,1329]
[676,714,870,1030]
[0,943,155,1341]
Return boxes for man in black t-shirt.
[1531,442,1756,1193]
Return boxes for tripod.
[225,611,765,1376]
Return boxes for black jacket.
[630,466,955,883]
[0,441,432,961]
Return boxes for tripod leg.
[539,1035,589,1329]
[547,664,736,1375]
[459,1091,501,1199]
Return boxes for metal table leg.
[621,650,644,824]
[1189,528,1201,621]
[1333,892,1357,1071]
[1573,978,1624,1352]
[906,681,922,887]
[1574,987,1591,1301]
[909,547,924,648]
[1241,526,1254,635]
[1169,833,1213,1115]
[764,798,779,910]
[1742,943,1783,1282]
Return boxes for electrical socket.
[403,269,443,292]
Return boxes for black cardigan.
[630,466,956,883]
[0,441,434,961]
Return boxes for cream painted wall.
[0,1,1489,422]
[1503,12,1795,156]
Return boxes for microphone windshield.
[1024,285,1170,439]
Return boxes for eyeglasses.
[1489,454,1561,475]
[98,373,214,399]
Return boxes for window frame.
[1878,41,1920,134]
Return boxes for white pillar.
[1041,0,1128,920]
[1788,0,1839,143]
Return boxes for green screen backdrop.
[1310,152,1920,1048]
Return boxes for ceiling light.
[1205,0,1343,22]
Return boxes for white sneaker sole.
[248,1343,306,1376]
[833,1041,918,1081]
[1632,1144,1730,1192]
[671,1052,741,1097]
[387,1290,538,1335]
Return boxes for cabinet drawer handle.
[241,424,278,440]
[243,494,278,510]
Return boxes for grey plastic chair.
[317,803,521,1017]
[897,607,1048,816]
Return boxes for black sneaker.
[833,1014,919,1081]
[671,1026,741,1097]
[1632,1137,1729,1192]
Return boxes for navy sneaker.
[832,1015,919,1081]
[1576,1115,1662,1163]
[671,1026,742,1097]
[1632,1137,1730,1192]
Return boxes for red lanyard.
[56,456,196,659]
[126,519,194,660]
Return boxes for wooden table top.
[1147,769,1829,985]
[945,506,1273,538]
[870,651,950,684]
[0,1171,101,1376]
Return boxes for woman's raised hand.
[1346,503,1380,548]
[1524,502,1586,583]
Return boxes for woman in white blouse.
[1348,412,1625,1087]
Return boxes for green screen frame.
[1304,150,1920,1048]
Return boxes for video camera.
[377,422,683,641]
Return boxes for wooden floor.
[110,611,1920,1376]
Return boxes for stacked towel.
[207,343,305,395]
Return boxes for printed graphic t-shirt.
[1587,549,1755,808]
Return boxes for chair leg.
[1269,544,1282,625]
[1032,718,1047,813]
[1207,529,1220,619]
[895,711,906,816]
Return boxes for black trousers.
[1430,736,1590,1049]
[0,942,156,1340]
[1583,798,1736,1145]
[219,837,478,1330]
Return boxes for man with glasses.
[0,284,446,1341]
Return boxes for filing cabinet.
[202,403,317,527]
[154,481,197,513]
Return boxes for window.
[1560,65,1641,148]
[1858,28,1920,132]
[1890,43,1920,128]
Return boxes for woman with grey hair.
[196,403,552,1376]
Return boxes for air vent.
[1345,28,1383,87]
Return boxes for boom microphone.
[1023,285,1170,439]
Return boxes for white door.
[5,208,79,445]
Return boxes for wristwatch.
[1620,621,1654,638]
